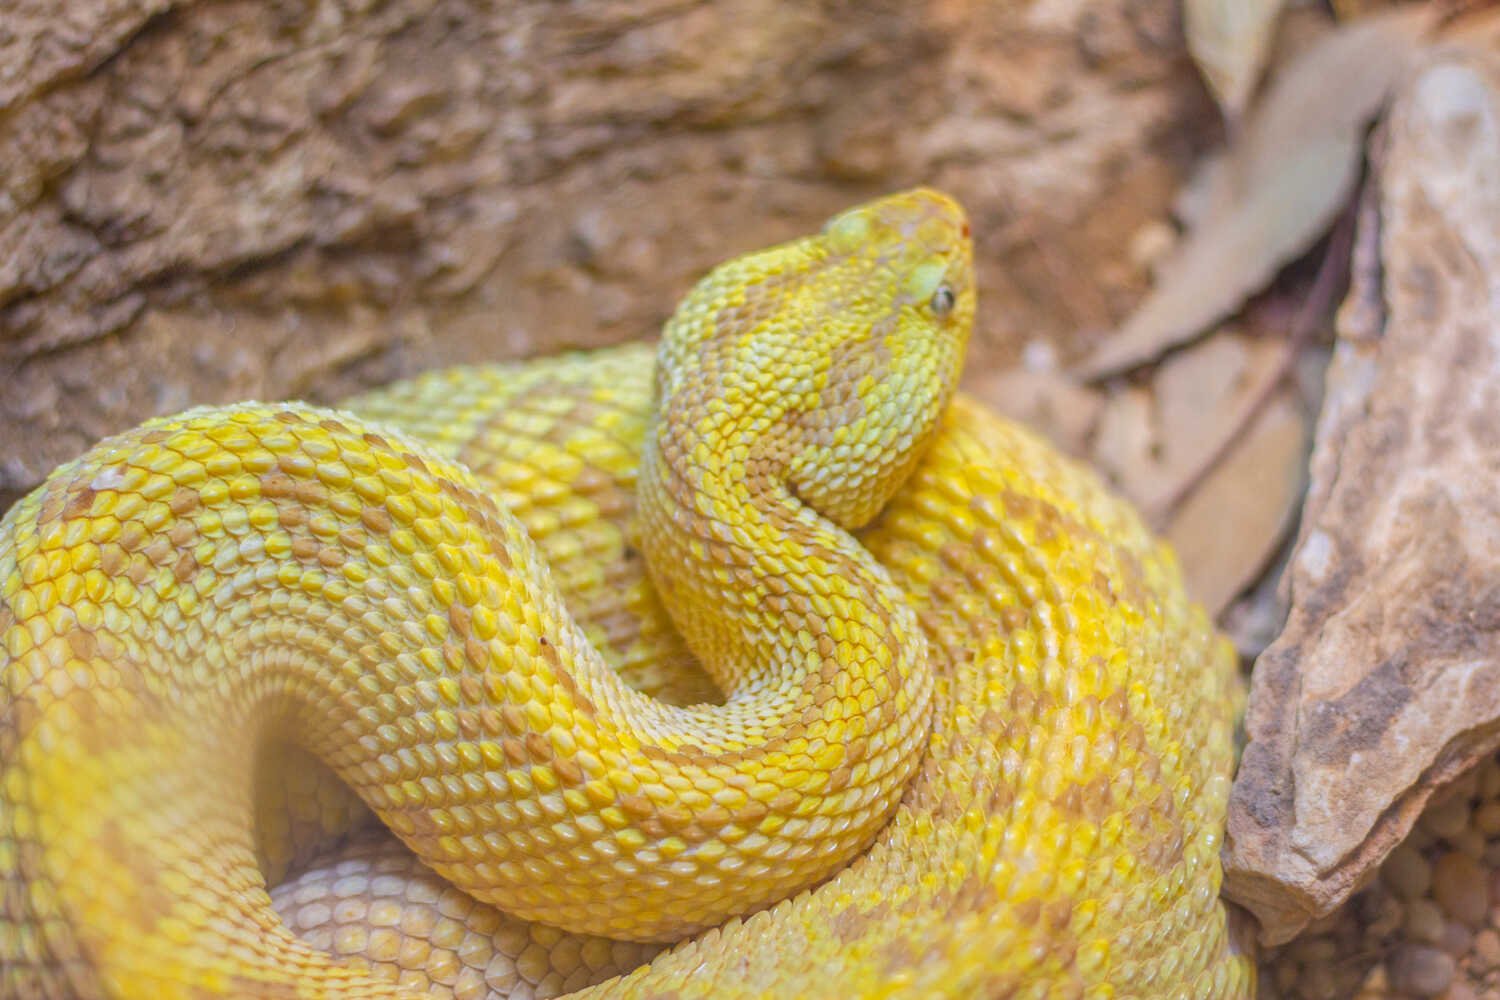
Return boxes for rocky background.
[0,0,1209,510]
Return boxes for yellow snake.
[0,190,1254,998]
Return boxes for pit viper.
[0,190,1254,998]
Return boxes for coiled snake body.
[0,191,1253,998]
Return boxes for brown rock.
[1224,49,1500,944]
[1357,963,1390,996]
[1274,956,1299,994]
[1453,828,1487,862]
[1473,801,1500,836]
[1432,850,1488,927]
[1295,961,1340,1000]
[1441,919,1475,958]
[1473,928,1500,972]
[1290,935,1339,965]
[1384,844,1435,901]
[1442,981,1481,1000]
[1406,899,1448,945]
[1366,891,1406,938]
[1423,796,1476,841]
[1389,944,1457,997]
[0,0,1216,510]
[1478,759,1500,800]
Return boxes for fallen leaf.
[1078,326,1311,617]
[1173,148,1229,232]
[1228,5,1436,201]
[1086,329,1289,506]
[967,367,1103,458]
[1077,5,1436,380]
[1164,387,1307,617]
[1185,0,1288,122]
[1090,383,1158,505]
[1225,48,1500,946]
[1147,331,1286,513]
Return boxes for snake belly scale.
[0,190,1254,998]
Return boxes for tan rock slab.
[1226,49,1500,945]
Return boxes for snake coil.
[1,190,1252,998]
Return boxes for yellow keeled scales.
[0,190,1254,998]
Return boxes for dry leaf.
[1225,49,1500,946]
[1164,388,1307,617]
[1087,330,1286,495]
[1091,384,1158,504]
[1185,0,1288,122]
[1078,5,1436,380]
[1173,149,1229,232]
[1148,332,1286,512]
[1081,329,1308,615]
[966,368,1102,458]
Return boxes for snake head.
[788,188,975,529]
[654,187,974,530]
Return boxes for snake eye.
[929,284,956,317]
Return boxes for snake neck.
[0,191,977,973]
[638,383,928,730]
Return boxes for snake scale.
[0,190,1254,998]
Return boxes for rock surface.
[1225,47,1500,946]
[0,0,1214,509]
